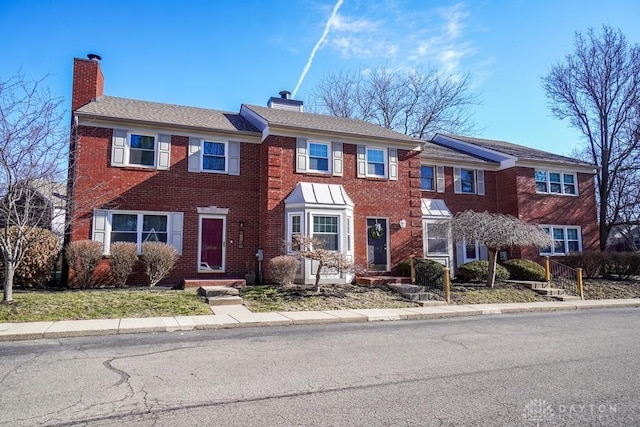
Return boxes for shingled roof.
[75,96,260,134]
[436,134,595,167]
[242,104,420,144]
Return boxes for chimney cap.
[87,53,102,61]
[279,90,291,99]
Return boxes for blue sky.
[1,0,638,155]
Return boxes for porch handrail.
[410,256,451,303]
[544,256,584,300]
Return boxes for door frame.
[197,214,227,273]
[366,217,390,271]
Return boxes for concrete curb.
[1,299,639,341]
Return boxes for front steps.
[197,286,244,306]
[385,283,446,305]
[519,281,582,301]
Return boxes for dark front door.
[367,218,388,271]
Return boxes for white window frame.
[535,170,578,196]
[540,225,582,255]
[287,212,303,253]
[127,133,157,168]
[311,214,340,251]
[308,141,331,173]
[365,147,387,178]
[200,140,228,173]
[102,210,175,254]
[425,222,449,256]
[198,214,227,273]
[421,165,435,191]
[459,168,476,194]
[463,239,479,262]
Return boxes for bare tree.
[292,234,354,292]
[542,25,640,250]
[0,73,67,303]
[439,210,554,288]
[309,65,479,138]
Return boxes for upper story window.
[129,134,155,166]
[366,148,386,177]
[453,167,485,195]
[202,141,227,172]
[421,166,435,191]
[309,142,330,173]
[111,129,171,170]
[188,137,240,175]
[540,225,582,255]
[535,170,578,195]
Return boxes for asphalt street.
[1,309,639,426]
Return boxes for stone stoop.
[197,286,244,306]
[356,276,412,287]
[519,281,581,301]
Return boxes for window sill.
[113,165,158,172]
[535,192,579,197]
[198,269,226,274]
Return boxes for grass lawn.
[0,289,212,323]
[449,283,549,305]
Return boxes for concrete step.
[532,288,566,296]
[387,283,425,294]
[198,286,240,298]
[206,296,244,306]
[357,276,412,286]
[417,300,447,307]
[184,279,246,289]
[552,295,582,301]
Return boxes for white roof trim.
[421,199,452,217]
[433,134,517,170]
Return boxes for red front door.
[200,218,224,271]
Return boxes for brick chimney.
[72,53,104,111]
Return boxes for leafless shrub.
[109,242,139,288]
[141,242,178,287]
[269,255,299,286]
[66,240,104,288]
[292,235,354,292]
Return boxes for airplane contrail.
[292,0,344,98]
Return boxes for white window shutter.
[453,167,462,193]
[357,145,366,178]
[436,166,445,193]
[169,212,184,255]
[388,148,398,181]
[92,209,109,254]
[228,141,240,176]
[477,169,485,195]
[296,138,307,173]
[157,133,171,170]
[188,137,201,172]
[111,129,127,167]
[332,142,343,176]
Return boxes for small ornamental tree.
[292,235,354,292]
[439,210,554,288]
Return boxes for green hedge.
[501,259,546,281]
[457,260,509,282]
[564,252,640,279]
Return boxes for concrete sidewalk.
[2,298,640,341]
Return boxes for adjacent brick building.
[68,55,599,285]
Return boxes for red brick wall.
[515,167,599,261]
[258,136,423,280]
[70,126,261,285]
[72,58,104,111]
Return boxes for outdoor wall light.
[399,219,407,229]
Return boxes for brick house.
[68,55,598,286]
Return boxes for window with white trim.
[129,134,155,166]
[92,209,183,255]
[464,240,478,261]
[366,148,386,177]
[535,170,578,195]
[202,141,227,172]
[308,142,330,173]
[426,223,448,255]
[421,166,435,191]
[540,226,582,255]
[313,215,339,251]
[288,213,302,252]
[111,129,171,170]
[454,167,485,195]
